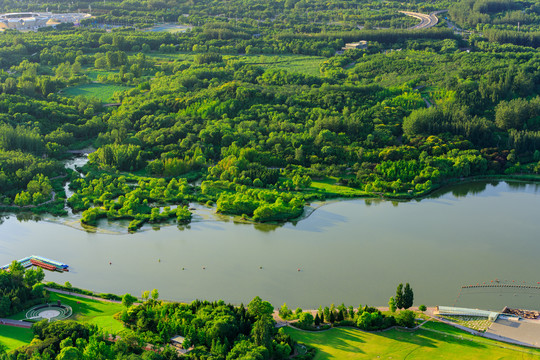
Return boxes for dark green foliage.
[45,281,122,301]
[395,284,404,310]
[0,262,45,317]
[194,53,223,65]
[355,309,396,331]
[120,296,292,359]
[395,310,416,328]
[10,319,179,360]
[403,283,414,309]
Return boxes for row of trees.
[390,283,414,311]
[280,301,416,332]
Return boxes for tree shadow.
[378,327,488,350]
[49,293,120,320]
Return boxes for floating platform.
[1,255,69,272]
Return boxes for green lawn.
[47,292,124,333]
[310,177,369,197]
[62,83,132,102]
[284,323,540,359]
[1,292,125,352]
[0,326,33,352]
[8,292,124,332]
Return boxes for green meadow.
[62,83,131,102]
[0,326,33,352]
[284,323,540,360]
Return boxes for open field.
[0,292,123,352]
[284,322,540,359]
[47,292,124,332]
[0,326,33,352]
[310,177,368,197]
[62,83,131,102]
[7,292,124,333]
[150,52,325,76]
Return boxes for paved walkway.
[45,287,124,304]
[0,318,32,328]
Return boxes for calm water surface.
[1,181,540,310]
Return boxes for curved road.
[400,10,448,30]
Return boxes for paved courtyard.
[486,318,540,347]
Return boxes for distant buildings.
[0,12,91,31]
[336,40,368,55]
[343,40,368,51]
[170,335,185,348]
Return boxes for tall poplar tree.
[403,283,414,309]
[395,283,404,309]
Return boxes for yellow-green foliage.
[284,324,540,360]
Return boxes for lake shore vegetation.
[1,0,540,232]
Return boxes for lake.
[1,180,540,310]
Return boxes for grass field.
[1,292,125,352]
[62,83,132,102]
[310,177,369,197]
[47,292,124,332]
[284,322,540,359]
[149,52,325,76]
[0,326,33,352]
[8,292,124,333]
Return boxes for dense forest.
[1,0,540,358]
[0,0,540,230]
[0,262,46,318]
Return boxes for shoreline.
[1,174,540,233]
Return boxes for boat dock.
[1,255,69,272]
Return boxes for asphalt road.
[400,10,448,30]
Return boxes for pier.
[462,284,540,290]
[1,255,69,272]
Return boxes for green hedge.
[45,282,122,301]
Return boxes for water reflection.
[253,223,279,233]
[506,181,540,193]
[0,181,539,308]
[16,213,42,222]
